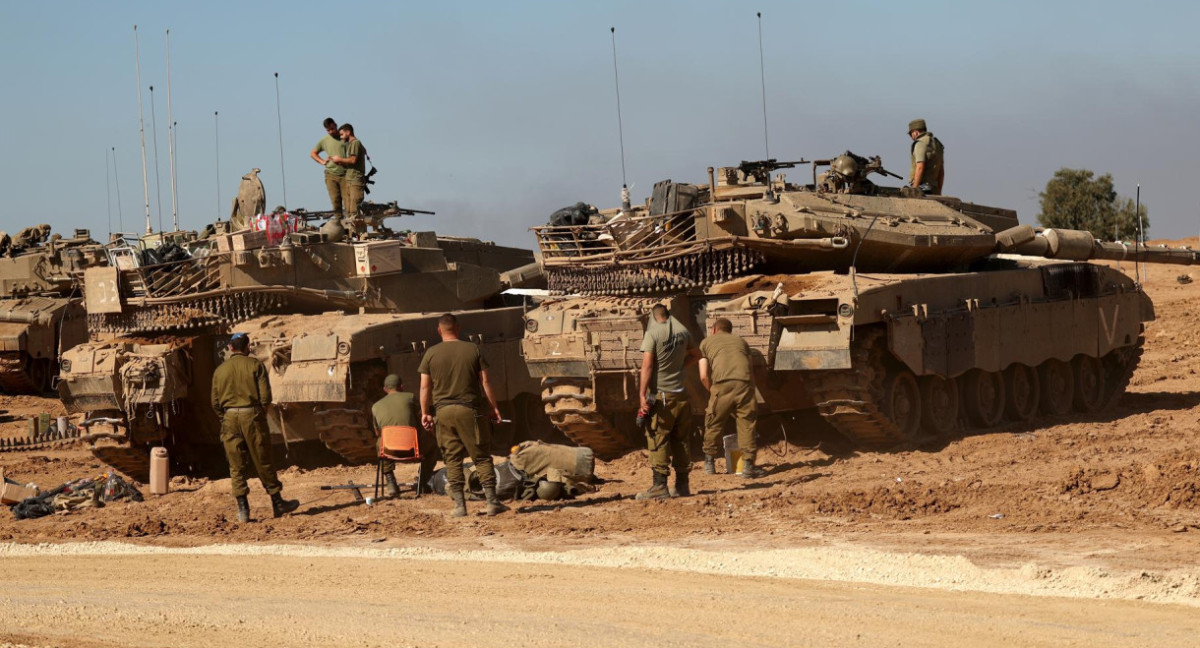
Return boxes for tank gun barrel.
[996,225,1200,266]
[738,158,808,181]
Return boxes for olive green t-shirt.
[344,139,367,180]
[313,134,347,176]
[210,353,272,413]
[699,331,752,384]
[639,316,692,393]
[909,132,943,188]
[372,391,417,431]
[418,339,489,410]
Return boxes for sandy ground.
[1,241,1199,646]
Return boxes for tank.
[57,182,546,480]
[0,227,106,393]
[522,154,1199,458]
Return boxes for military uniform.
[312,134,347,217]
[908,121,945,195]
[210,352,282,498]
[418,339,496,496]
[699,331,758,468]
[639,316,694,482]
[342,138,368,233]
[372,390,439,484]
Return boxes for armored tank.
[0,227,106,393]
[522,154,1199,458]
[58,188,545,479]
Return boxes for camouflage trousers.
[646,391,692,477]
[702,380,758,464]
[324,173,344,218]
[220,408,282,498]
[435,404,496,493]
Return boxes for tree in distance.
[1037,168,1149,241]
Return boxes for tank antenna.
[105,148,113,237]
[274,72,289,209]
[149,84,164,234]
[134,25,152,234]
[166,29,178,231]
[1135,183,1143,284]
[610,27,630,210]
[757,12,770,159]
[214,111,221,219]
[113,147,124,233]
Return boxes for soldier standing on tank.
[372,373,439,497]
[907,119,945,195]
[331,123,367,235]
[418,313,509,517]
[636,304,702,500]
[699,318,764,479]
[309,117,347,220]
[211,332,300,523]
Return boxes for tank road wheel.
[882,370,922,441]
[919,375,959,439]
[1038,359,1074,416]
[1003,364,1040,422]
[1071,355,1106,413]
[961,369,1006,429]
[1099,337,1144,406]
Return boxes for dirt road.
[1,543,1197,648]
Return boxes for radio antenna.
[113,147,124,233]
[757,12,770,159]
[610,27,630,210]
[134,25,152,234]
[166,29,178,231]
[274,72,288,208]
[214,111,221,219]
[149,84,164,234]
[1135,184,1143,284]
[105,148,113,237]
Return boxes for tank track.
[90,443,151,482]
[0,353,40,394]
[312,406,378,464]
[547,248,764,296]
[806,329,1148,447]
[806,328,910,446]
[88,292,287,335]
[0,426,83,453]
[541,377,637,460]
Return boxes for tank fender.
[772,314,853,370]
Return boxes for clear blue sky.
[2,0,1198,247]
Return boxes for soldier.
[635,303,701,500]
[699,318,763,479]
[210,332,299,523]
[418,313,509,517]
[372,373,439,497]
[309,117,347,220]
[907,119,945,195]
[331,123,367,235]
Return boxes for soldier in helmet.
[907,119,945,195]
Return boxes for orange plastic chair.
[374,425,423,499]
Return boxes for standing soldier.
[331,123,367,234]
[418,314,509,517]
[211,332,299,523]
[309,117,347,220]
[372,374,439,497]
[636,304,701,500]
[699,318,763,478]
[907,118,945,195]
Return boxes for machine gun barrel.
[996,225,1200,266]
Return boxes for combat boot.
[450,488,468,517]
[234,495,250,523]
[704,455,717,475]
[635,472,670,500]
[271,492,300,518]
[383,471,400,498]
[670,471,691,498]
[741,458,765,479]
[484,486,510,516]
